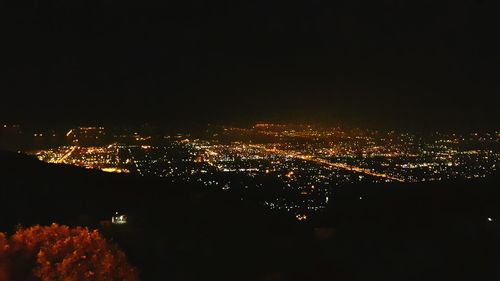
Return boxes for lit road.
[56,146,78,164]
[251,145,405,182]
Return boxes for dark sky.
[1,0,499,131]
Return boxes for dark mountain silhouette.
[1,150,499,281]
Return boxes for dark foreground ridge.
[1,150,499,281]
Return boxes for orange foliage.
[0,224,139,281]
[0,233,10,281]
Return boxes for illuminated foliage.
[0,233,10,281]
[0,224,139,281]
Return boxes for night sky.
[2,1,499,130]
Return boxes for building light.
[112,212,128,224]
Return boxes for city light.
[28,124,499,218]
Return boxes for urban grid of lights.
[29,124,499,220]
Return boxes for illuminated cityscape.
[27,124,499,219]
[3,3,500,280]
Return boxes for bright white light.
[488,217,493,222]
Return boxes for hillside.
[1,150,499,281]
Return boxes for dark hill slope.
[0,151,306,281]
[313,173,500,281]
[1,150,499,281]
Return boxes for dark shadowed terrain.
[1,150,499,281]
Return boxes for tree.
[0,224,139,281]
[0,233,10,281]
